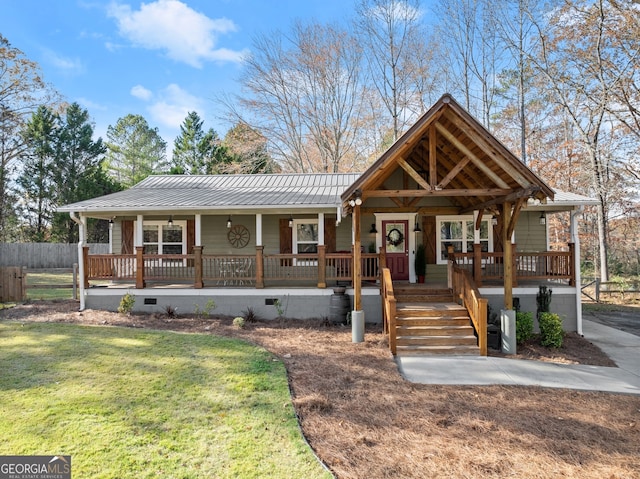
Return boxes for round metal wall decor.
[227,225,250,248]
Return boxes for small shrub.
[194,299,216,319]
[233,316,245,328]
[539,312,564,348]
[117,292,135,315]
[242,307,260,323]
[163,304,178,318]
[515,311,534,344]
[274,298,285,318]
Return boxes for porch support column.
[503,202,513,310]
[135,246,145,289]
[318,213,325,245]
[473,210,482,286]
[353,204,362,311]
[195,214,202,246]
[135,214,144,247]
[193,246,203,289]
[255,214,264,289]
[571,208,583,335]
[108,219,113,254]
[255,214,263,246]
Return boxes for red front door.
[383,220,409,281]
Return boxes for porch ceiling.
[342,94,554,215]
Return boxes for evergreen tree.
[105,114,167,187]
[171,111,232,174]
[17,105,58,241]
[50,103,115,243]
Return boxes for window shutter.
[187,219,195,253]
[279,218,292,266]
[121,220,133,254]
[423,216,436,264]
[279,218,292,254]
[324,217,336,253]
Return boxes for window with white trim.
[138,220,187,263]
[436,216,492,264]
[293,219,318,265]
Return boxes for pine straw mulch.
[2,300,639,479]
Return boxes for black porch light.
[369,223,378,234]
[168,215,173,227]
[539,212,546,225]
[289,215,294,228]
[227,215,232,228]
[413,221,421,232]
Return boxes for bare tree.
[0,34,56,241]
[355,0,425,141]
[525,0,640,281]
[228,22,365,173]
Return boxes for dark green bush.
[515,311,534,344]
[539,312,564,348]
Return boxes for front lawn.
[0,322,330,479]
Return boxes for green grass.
[0,322,331,479]
[26,271,76,300]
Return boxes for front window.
[293,220,318,265]
[293,220,318,254]
[437,216,492,264]
[138,220,186,264]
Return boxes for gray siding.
[514,211,547,252]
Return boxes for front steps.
[393,286,480,356]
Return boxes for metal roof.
[58,173,362,214]
[526,190,599,211]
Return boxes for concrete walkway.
[396,319,640,395]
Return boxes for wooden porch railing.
[449,243,576,287]
[381,268,397,354]
[451,264,488,356]
[83,247,379,289]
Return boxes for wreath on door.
[386,227,404,247]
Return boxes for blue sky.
[1,0,362,148]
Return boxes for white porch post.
[136,214,144,247]
[108,219,113,254]
[255,214,263,246]
[195,213,202,246]
[473,210,480,244]
[318,212,325,245]
[571,208,583,335]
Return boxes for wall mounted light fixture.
[539,212,546,225]
[168,215,173,227]
[227,216,232,228]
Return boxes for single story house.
[59,95,596,355]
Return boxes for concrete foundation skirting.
[480,286,578,332]
[85,288,383,323]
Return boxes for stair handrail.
[451,263,488,356]
[381,268,397,354]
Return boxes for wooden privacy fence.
[0,243,108,268]
[0,267,26,302]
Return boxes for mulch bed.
[2,300,640,479]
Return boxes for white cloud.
[76,97,108,111]
[130,84,153,101]
[43,49,84,74]
[107,0,245,67]
[135,83,204,129]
